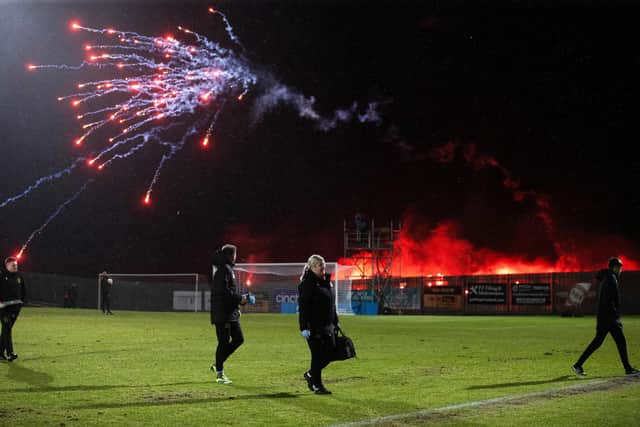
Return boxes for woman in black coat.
[298,254,339,394]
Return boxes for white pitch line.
[331,376,639,427]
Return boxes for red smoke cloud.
[391,216,640,276]
[341,141,640,276]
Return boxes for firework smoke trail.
[0,158,85,209]
[22,9,380,199]
[144,124,199,205]
[27,14,259,190]
[16,180,93,260]
[7,6,381,258]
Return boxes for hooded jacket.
[298,269,339,336]
[595,268,620,329]
[210,250,242,324]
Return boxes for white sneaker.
[572,365,586,377]
[216,374,233,384]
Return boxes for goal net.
[96,273,208,312]
[225,263,356,315]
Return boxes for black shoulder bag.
[331,326,356,361]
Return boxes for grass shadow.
[466,375,577,390]
[4,362,54,387]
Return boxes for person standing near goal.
[572,257,639,376]
[99,271,114,315]
[0,256,27,361]
[298,254,339,394]
[210,244,248,384]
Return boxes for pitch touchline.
[331,376,638,427]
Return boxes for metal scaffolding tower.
[344,217,401,312]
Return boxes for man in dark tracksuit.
[0,256,27,362]
[298,255,339,395]
[210,244,247,384]
[572,257,639,376]
[100,271,113,315]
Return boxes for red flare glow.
[16,251,23,261]
[72,100,80,106]
[70,21,81,31]
[84,44,92,50]
[106,27,116,34]
[202,136,209,147]
[340,218,640,277]
[27,64,36,70]
[143,194,151,205]
[208,7,216,13]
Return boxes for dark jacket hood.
[212,249,232,268]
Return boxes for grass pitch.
[1,308,638,426]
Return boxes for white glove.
[301,329,311,339]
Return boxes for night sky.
[1,0,639,276]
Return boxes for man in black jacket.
[100,271,114,315]
[298,254,339,394]
[572,257,639,376]
[210,244,247,384]
[0,256,27,361]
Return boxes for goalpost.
[230,262,356,315]
[97,263,356,314]
[96,273,206,312]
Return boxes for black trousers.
[307,335,334,387]
[576,322,632,370]
[101,293,111,313]
[0,305,21,356]
[215,322,244,372]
